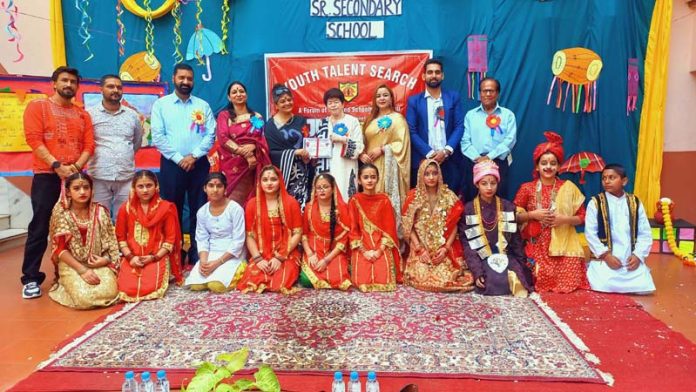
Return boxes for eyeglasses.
[480,89,497,95]
[315,185,332,191]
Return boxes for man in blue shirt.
[151,63,216,266]
[406,59,465,194]
[460,77,517,200]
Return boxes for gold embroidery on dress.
[134,221,150,246]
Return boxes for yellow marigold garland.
[660,198,696,266]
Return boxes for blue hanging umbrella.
[186,24,223,81]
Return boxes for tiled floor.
[1,246,695,391]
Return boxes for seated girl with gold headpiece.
[401,159,474,292]
[49,173,120,309]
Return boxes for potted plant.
[182,347,280,392]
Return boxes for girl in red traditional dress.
[116,170,183,302]
[300,173,352,290]
[348,164,401,292]
[237,165,302,294]
[513,132,589,293]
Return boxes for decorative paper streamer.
[75,0,94,61]
[193,0,204,64]
[627,58,639,116]
[144,0,155,59]
[546,47,603,114]
[171,0,183,64]
[116,0,126,56]
[220,0,229,54]
[467,35,488,100]
[2,0,24,62]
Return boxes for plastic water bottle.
[156,370,170,392]
[348,371,361,392]
[365,371,380,392]
[122,371,139,392]
[332,371,345,392]
[140,371,155,392]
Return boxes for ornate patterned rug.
[40,286,606,383]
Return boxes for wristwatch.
[51,161,61,169]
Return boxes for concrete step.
[0,228,27,253]
[0,214,9,231]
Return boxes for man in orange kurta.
[21,66,95,299]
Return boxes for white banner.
[326,21,384,39]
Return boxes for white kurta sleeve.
[195,206,210,253]
[585,198,609,258]
[226,203,247,258]
[633,202,652,263]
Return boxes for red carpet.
[10,290,696,392]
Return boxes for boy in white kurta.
[585,164,655,294]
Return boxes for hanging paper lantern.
[546,47,603,113]
[466,35,488,100]
[627,58,639,115]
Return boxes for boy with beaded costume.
[459,161,533,296]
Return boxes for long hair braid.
[329,191,337,248]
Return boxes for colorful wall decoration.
[466,35,488,100]
[0,75,167,176]
[52,0,656,201]
[547,47,603,114]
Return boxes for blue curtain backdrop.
[62,0,655,199]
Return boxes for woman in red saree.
[348,164,401,292]
[116,170,182,302]
[237,165,302,294]
[402,160,474,292]
[216,81,272,205]
[300,173,352,290]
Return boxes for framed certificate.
[303,137,332,158]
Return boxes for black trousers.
[460,157,511,202]
[21,173,61,285]
[158,156,210,265]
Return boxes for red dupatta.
[349,192,402,279]
[245,166,302,259]
[117,190,183,284]
[306,178,351,247]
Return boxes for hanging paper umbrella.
[186,24,222,81]
[559,151,606,184]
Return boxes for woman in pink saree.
[216,81,272,205]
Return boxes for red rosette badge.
[485,114,502,137]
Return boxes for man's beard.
[105,94,122,104]
[57,88,76,99]
[426,79,442,88]
[176,83,192,95]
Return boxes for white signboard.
[326,21,384,39]
[310,0,403,17]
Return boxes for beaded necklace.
[473,196,507,255]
